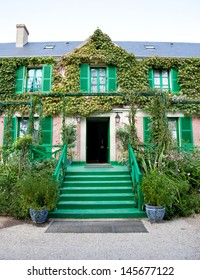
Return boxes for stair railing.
[128,144,143,211]
[52,144,67,187]
[30,145,63,161]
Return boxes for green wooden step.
[60,193,134,201]
[57,200,136,209]
[48,208,147,219]
[63,181,132,187]
[66,171,129,176]
[65,175,130,181]
[61,186,133,194]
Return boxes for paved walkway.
[0,215,199,260]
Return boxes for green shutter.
[41,117,52,154]
[42,65,52,93]
[148,69,154,89]
[107,65,117,91]
[3,116,17,144]
[171,68,180,93]
[180,117,193,149]
[15,66,25,94]
[80,64,90,92]
[143,117,151,144]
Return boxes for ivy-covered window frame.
[15,65,52,94]
[143,116,193,149]
[148,68,180,93]
[3,116,53,153]
[80,64,117,92]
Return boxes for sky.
[0,0,199,43]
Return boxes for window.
[91,68,106,93]
[80,64,117,92]
[4,117,53,153]
[148,68,180,93]
[18,118,39,142]
[153,70,169,90]
[15,65,52,94]
[144,45,155,49]
[168,118,179,145]
[143,117,193,149]
[26,69,42,92]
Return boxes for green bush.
[14,170,59,219]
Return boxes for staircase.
[49,165,146,219]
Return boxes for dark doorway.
[86,118,110,163]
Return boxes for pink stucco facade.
[0,115,4,146]
[135,115,144,143]
[192,117,200,146]
[52,115,62,145]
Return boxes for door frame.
[86,117,110,163]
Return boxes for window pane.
[162,70,168,78]
[91,78,97,85]
[19,119,28,138]
[162,77,168,86]
[100,77,106,84]
[91,69,97,77]
[168,120,177,140]
[154,70,160,77]
[100,68,106,76]
[91,85,97,92]
[36,69,42,77]
[100,85,106,92]
[154,77,160,86]
[27,78,34,92]
[28,69,34,77]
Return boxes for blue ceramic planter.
[29,208,48,224]
[145,204,165,222]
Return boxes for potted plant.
[141,169,182,222]
[17,170,59,223]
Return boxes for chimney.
[16,24,29,47]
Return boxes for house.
[0,24,200,165]
[0,24,200,219]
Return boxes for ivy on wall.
[0,29,200,116]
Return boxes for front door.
[86,117,110,163]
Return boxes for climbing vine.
[0,29,199,116]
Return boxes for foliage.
[0,138,59,219]
[164,147,200,191]
[140,145,200,219]
[146,92,173,156]
[12,135,33,177]
[141,168,198,219]
[61,123,76,147]
[0,158,18,215]
[0,29,199,117]
[16,170,59,218]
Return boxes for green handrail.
[128,144,143,211]
[30,145,63,161]
[52,144,67,185]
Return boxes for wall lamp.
[76,115,82,123]
[115,112,121,123]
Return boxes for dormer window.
[144,45,155,49]
[44,45,55,49]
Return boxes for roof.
[0,40,199,58]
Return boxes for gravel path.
[0,215,199,260]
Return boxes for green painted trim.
[71,161,86,166]
[107,118,110,163]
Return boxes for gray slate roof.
[0,40,199,58]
